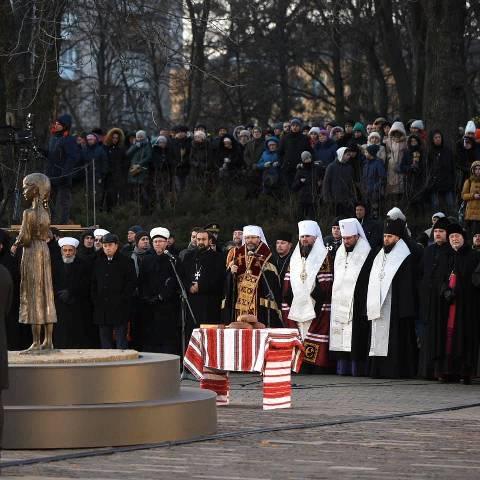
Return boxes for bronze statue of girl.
[14,173,57,350]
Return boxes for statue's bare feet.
[19,342,41,354]
[40,340,54,350]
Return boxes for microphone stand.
[255,256,277,329]
[166,253,198,375]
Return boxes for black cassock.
[138,253,180,354]
[369,253,418,379]
[417,242,452,379]
[53,257,93,348]
[181,248,224,333]
[52,258,93,348]
[435,246,480,378]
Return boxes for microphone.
[164,250,176,260]
[247,251,264,258]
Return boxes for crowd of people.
[45,115,480,229]
[1,203,479,383]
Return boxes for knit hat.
[290,118,302,126]
[366,144,380,157]
[308,127,321,135]
[56,114,72,130]
[128,225,144,234]
[156,135,168,145]
[301,151,312,162]
[136,130,147,140]
[352,122,366,135]
[410,120,424,130]
[368,132,381,142]
[465,120,476,134]
[135,231,150,244]
[384,218,405,238]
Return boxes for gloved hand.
[296,163,303,169]
[300,177,306,183]
[443,288,455,304]
[273,161,279,167]
[264,162,271,168]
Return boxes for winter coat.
[216,135,244,172]
[189,139,215,175]
[425,131,455,193]
[171,137,192,178]
[362,156,386,199]
[384,121,407,195]
[291,162,322,204]
[278,131,312,172]
[462,162,480,221]
[104,142,128,192]
[46,133,81,187]
[82,143,108,180]
[126,141,152,185]
[312,138,337,171]
[362,143,386,163]
[91,252,137,326]
[257,137,280,169]
[243,138,265,167]
[399,135,425,201]
[322,152,356,205]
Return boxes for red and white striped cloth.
[184,328,304,410]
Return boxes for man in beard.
[366,218,417,378]
[282,220,335,371]
[222,225,282,326]
[181,230,224,340]
[330,218,375,376]
[53,237,93,348]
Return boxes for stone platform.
[4,350,217,449]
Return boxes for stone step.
[4,387,217,449]
[5,352,181,406]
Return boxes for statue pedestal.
[4,350,217,449]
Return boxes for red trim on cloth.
[183,328,304,410]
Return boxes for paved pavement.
[2,374,480,479]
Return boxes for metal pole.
[85,164,89,226]
[92,158,96,227]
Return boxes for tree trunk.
[186,0,211,127]
[422,0,467,148]
[331,19,345,123]
[374,0,415,118]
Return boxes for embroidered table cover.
[184,328,304,410]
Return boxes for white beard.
[62,256,75,264]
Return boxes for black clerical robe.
[53,257,93,348]
[181,248,224,327]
